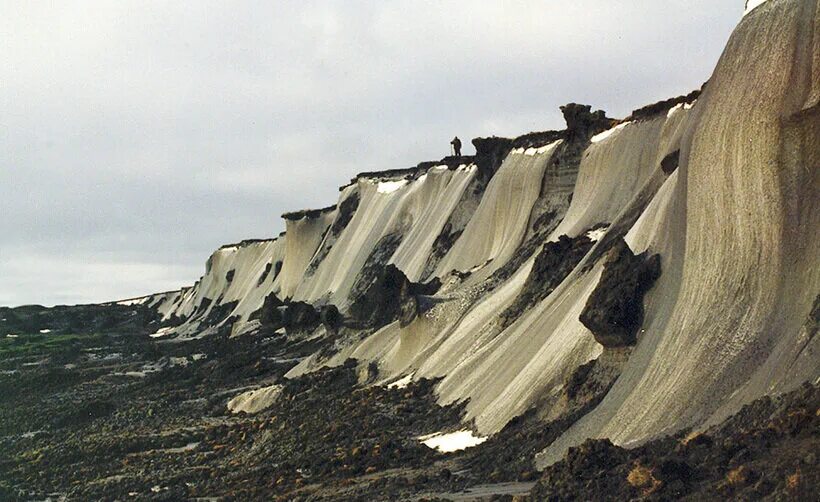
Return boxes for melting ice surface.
[419,430,488,453]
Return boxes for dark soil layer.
[1,303,817,501]
[529,383,820,501]
[0,304,467,501]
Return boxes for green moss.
[0,332,106,358]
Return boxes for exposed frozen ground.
[19,1,815,499]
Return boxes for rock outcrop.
[579,239,661,347]
[348,264,441,328]
[560,102,615,141]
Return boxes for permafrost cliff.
[4,0,816,499]
[135,0,818,461]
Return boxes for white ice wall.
[538,0,820,466]
[276,211,335,299]
[435,142,561,280]
[549,107,690,240]
[294,165,477,307]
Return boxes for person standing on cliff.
[451,136,462,156]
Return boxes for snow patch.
[517,141,562,156]
[227,384,283,414]
[585,226,609,242]
[39,329,52,334]
[387,373,414,389]
[744,0,768,15]
[667,103,684,117]
[377,179,409,194]
[419,430,488,452]
[591,121,631,143]
[6,333,19,338]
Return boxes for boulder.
[282,301,321,333]
[661,150,681,174]
[320,304,343,335]
[349,264,441,329]
[580,239,661,347]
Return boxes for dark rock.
[560,103,616,141]
[256,262,273,286]
[281,301,321,333]
[579,239,661,347]
[329,190,360,238]
[347,232,405,316]
[657,459,693,482]
[192,299,240,333]
[499,234,595,329]
[472,136,514,180]
[511,130,565,149]
[661,149,681,174]
[423,223,464,278]
[320,305,343,335]
[565,359,597,401]
[225,270,235,283]
[349,264,441,329]
[566,438,628,472]
[259,293,284,328]
[54,399,116,429]
[417,156,476,171]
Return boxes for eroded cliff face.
[128,0,818,472]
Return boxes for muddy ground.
[0,304,816,501]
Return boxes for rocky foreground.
[0,304,816,501]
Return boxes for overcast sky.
[1,1,745,307]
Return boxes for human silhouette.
[450,136,462,156]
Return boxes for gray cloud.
[1,0,744,306]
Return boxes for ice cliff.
[132,0,818,469]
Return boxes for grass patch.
[0,331,107,359]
